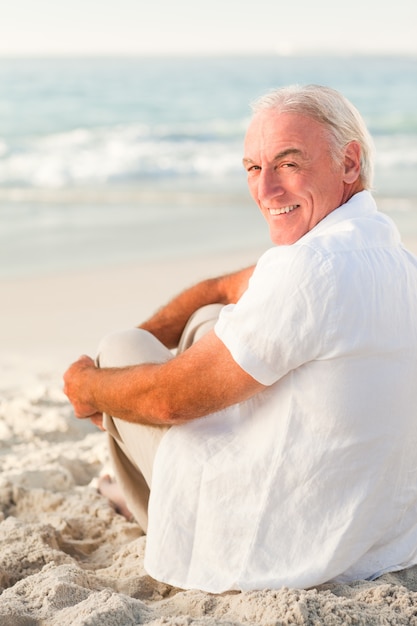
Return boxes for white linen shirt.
[145,191,417,592]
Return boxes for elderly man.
[64,85,417,593]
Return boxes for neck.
[342,179,365,205]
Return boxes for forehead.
[244,110,329,158]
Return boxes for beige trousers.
[97,304,223,531]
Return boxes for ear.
[342,141,361,184]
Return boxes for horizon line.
[0,50,416,60]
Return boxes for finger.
[90,413,105,431]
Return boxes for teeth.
[269,205,298,216]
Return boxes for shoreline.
[0,246,266,371]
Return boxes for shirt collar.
[298,190,378,244]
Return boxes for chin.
[270,233,300,246]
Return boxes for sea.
[0,55,416,278]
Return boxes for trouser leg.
[97,304,223,531]
[97,329,172,531]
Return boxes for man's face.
[243,110,357,245]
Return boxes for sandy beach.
[2,242,417,625]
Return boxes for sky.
[1,0,417,57]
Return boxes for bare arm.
[63,329,266,426]
[138,265,255,348]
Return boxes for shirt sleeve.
[215,244,337,385]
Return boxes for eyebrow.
[242,148,304,166]
[273,148,304,161]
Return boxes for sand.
[2,245,417,625]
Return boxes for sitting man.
[64,84,417,593]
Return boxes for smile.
[269,205,299,216]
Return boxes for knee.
[97,328,172,368]
[97,329,147,368]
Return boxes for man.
[64,85,417,593]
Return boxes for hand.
[63,355,99,420]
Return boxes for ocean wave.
[0,123,247,188]
[374,134,417,167]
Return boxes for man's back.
[145,191,417,592]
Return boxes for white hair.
[251,84,375,189]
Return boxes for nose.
[256,167,285,205]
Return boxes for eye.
[246,164,261,174]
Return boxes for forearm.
[138,265,255,348]
[63,331,264,427]
[77,362,178,425]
